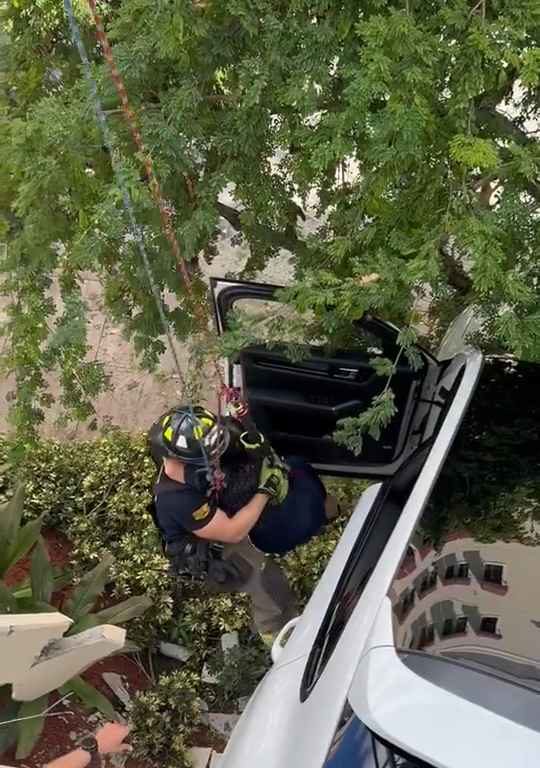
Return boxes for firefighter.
[148,405,296,639]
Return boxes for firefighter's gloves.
[257,458,289,504]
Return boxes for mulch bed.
[1,656,153,768]
[4,528,73,588]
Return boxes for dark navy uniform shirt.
[154,456,327,555]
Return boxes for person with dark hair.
[148,405,337,640]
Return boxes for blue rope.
[64,0,220,486]
[63,0,186,390]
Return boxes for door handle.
[334,367,358,380]
[271,615,301,664]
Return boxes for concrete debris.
[201,663,219,685]
[201,712,240,738]
[159,640,193,663]
[187,747,212,768]
[220,631,239,653]
[102,672,131,708]
[237,696,250,713]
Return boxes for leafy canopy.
[0,0,539,442]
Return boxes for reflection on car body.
[390,357,540,709]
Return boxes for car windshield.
[388,356,540,698]
[323,704,434,767]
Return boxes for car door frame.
[210,277,445,479]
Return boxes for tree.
[0,0,539,444]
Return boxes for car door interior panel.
[211,278,440,475]
[240,346,422,465]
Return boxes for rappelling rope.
[85,0,225,394]
[63,0,246,493]
[63,0,187,392]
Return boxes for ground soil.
[1,655,153,768]
[4,529,73,588]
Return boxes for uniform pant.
[215,539,298,635]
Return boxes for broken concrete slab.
[220,631,239,653]
[102,672,131,707]
[202,712,240,739]
[13,624,126,701]
[0,613,72,685]
[209,752,223,768]
[201,663,219,685]
[159,640,192,662]
[188,746,212,768]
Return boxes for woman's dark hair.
[218,416,263,514]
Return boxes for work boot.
[324,494,340,521]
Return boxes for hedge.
[1,433,367,651]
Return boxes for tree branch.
[440,236,473,294]
[216,201,309,257]
[476,105,532,147]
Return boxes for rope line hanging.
[63,0,187,391]
[84,0,231,491]
[63,0,236,491]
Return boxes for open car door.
[210,278,462,479]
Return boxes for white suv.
[211,278,540,768]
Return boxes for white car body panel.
[221,351,484,768]
[351,599,540,768]
[222,483,383,768]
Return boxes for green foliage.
[0,486,42,576]
[15,433,173,643]
[335,390,397,457]
[170,592,252,665]
[65,553,114,623]
[449,135,500,170]
[15,696,48,760]
[30,538,54,604]
[0,690,19,754]
[1,0,539,448]
[129,670,202,768]
[59,676,116,721]
[206,644,269,709]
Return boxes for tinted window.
[301,442,432,699]
[389,358,540,697]
[323,705,434,767]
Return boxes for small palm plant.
[0,486,151,759]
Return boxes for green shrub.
[2,434,367,652]
[205,644,269,710]
[129,670,202,768]
[11,433,173,644]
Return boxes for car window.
[300,441,432,700]
[323,704,434,767]
[232,297,324,347]
[231,297,398,358]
